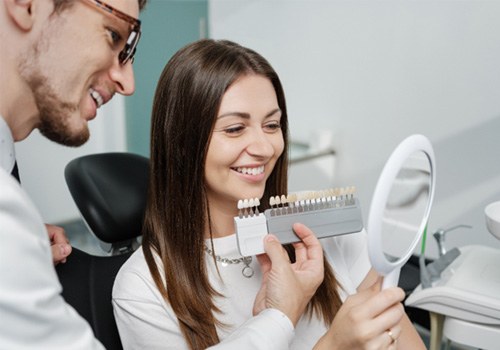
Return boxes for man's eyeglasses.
[81,0,142,65]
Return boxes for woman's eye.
[264,122,281,132]
[224,125,245,134]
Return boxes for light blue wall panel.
[126,0,208,156]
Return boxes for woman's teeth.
[90,88,103,108]
[236,165,265,175]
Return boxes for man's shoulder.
[0,167,46,239]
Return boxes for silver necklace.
[204,245,254,278]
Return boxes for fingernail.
[265,235,276,243]
[60,244,70,256]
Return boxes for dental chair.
[56,152,149,350]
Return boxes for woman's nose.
[246,130,274,158]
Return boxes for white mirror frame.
[367,134,436,289]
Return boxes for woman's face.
[205,74,284,213]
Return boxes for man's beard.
[36,86,90,147]
[18,30,90,147]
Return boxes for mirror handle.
[382,268,401,290]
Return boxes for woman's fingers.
[262,234,290,268]
[348,281,405,320]
[291,223,323,262]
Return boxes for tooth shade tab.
[280,195,287,205]
[270,197,276,207]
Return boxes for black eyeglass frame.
[81,0,142,65]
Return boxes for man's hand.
[45,224,72,265]
[253,223,324,326]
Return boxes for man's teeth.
[90,89,104,108]
[236,166,265,175]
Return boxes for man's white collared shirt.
[0,115,15,174]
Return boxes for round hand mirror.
[367,134,436,289]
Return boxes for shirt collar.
[0,115,15,173]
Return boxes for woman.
[113,39,425,349]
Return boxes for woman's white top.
[112,230,371,349]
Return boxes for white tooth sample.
[243,199,249,208]
[280,195,287,205]
[275,195,281,206]
[249,198,255,208]
[269,196,276,207]
[238,199,243,210]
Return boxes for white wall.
[15,96,127,224]
[209,0,500,257]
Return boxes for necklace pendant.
[242,265,254,278]
[221,261,228,267]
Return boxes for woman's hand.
[315,278,405,350]
[253,223,324,326]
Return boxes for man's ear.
[4,0,35,31]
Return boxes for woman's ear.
[4,0,35,31]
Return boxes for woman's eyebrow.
[217,108,281,120]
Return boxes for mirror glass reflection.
[381,150,431,262]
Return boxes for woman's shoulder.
[113,247,161,302]
[118,246,149,276]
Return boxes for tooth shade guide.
[235,187,362,256]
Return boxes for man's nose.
[110,60,135,96]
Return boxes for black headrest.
[65,152,149,244]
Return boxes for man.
[0,1,328,349]
[0,0,146,347]
[1,0,146,265]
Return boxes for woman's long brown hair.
[142,39,342,349]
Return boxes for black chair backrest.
[56,152,149,350]
[64,152,149,247]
